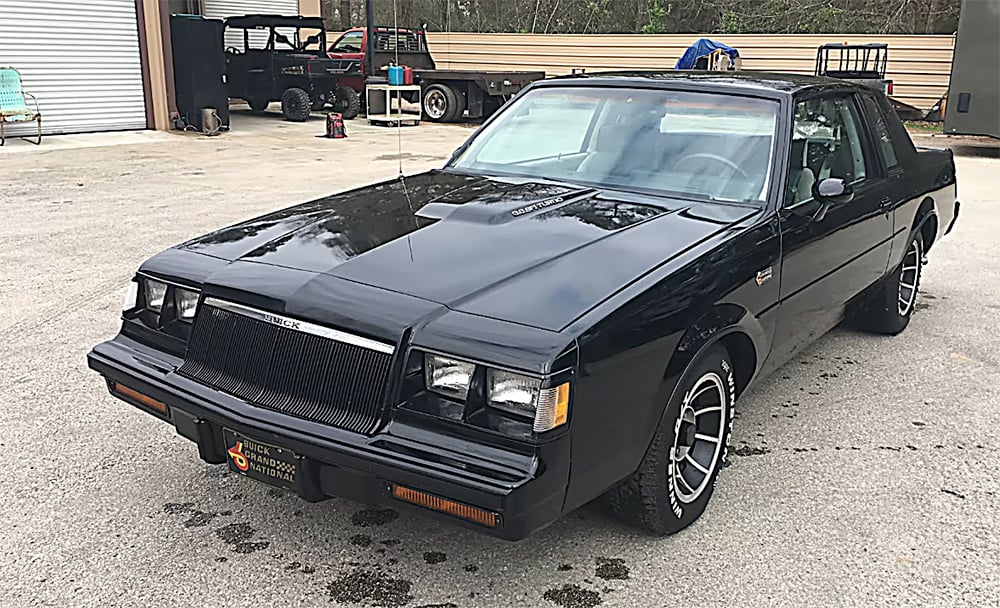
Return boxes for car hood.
[173,171,757,332]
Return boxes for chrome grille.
[179,299,394,434]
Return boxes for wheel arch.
[663,303,761,402]
[912,197,938,252]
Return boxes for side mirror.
[810,178,854,222]
[813,177,854,205]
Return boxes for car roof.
[225,14,326,29]
[540,70,858,98]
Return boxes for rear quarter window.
[861,95,899,168]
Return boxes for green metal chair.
[0,67,42,146]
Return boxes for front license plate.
[223,429,297,490]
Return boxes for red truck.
[327,27,545,122]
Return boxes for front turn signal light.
[391,484,499,528]
[533,382,570,433]
[111,382,168,415]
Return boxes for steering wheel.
[226,46,243,55]
[673,153,748,180]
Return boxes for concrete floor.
[1,112,998,608]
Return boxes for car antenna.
[389,0,416,216]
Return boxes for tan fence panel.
[424,33,955,110]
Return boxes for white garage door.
[0,0,146,136]
[202,0,301,49]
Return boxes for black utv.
[224,15,361,121]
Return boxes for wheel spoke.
[694,432,720,443]
[685,453,710,474]
[694,405,722,416]
[687,383,719,404]
[902,265,918,272]
[900,282,916,290]
[674,469,695,493]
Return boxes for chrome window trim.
[203,297,395,355]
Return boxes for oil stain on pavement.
[351,508,400,527]
[328,566,414,607]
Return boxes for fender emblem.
[755,267,773,286]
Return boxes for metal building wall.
[201,0,301,48]
[424,33,956,111]
[0,0,147,135]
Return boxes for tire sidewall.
[333,86,361,120]
[877,230,924,333]
[422,84,455,122]
[281,88,311,122]
[654,345,736,531]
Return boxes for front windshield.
[449,87,780,203]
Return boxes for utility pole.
[364,0,375,78]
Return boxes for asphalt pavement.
[1,114,997,608]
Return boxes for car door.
[326,30,366,90]
[770,92,893,363]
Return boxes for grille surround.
[179,299,395,435]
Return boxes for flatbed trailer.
[327,27,544,122]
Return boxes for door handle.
[879,197,893,212]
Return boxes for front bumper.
[87,335,569,540]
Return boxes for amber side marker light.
[111,382,168,415]
[390,484,499,528]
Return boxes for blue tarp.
[674,38,740,70]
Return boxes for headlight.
[144,280,167,312]
[424,354,475,401]
[487,370,541,417]
[488,369,570,432]
[175,288,200,322]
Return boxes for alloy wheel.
[898,237,922,316]
[669,372,727,504]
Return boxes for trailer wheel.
[333,86,361,120]
[422,84,463,122]
[281,87,312,122]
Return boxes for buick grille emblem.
[262,314,301,330]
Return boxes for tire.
[280,87,312,122]
[422,83,464,122]
[247,96,270,113]
[855,231,924,335]
[607,344,735,535]
[332,86,361,120]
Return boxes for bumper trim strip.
[203,297,395,355]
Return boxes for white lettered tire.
[608,344,735,535]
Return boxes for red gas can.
[402,66,414,85]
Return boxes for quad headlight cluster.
[124,277,202,325]
[424,353,570,434]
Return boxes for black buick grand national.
[89,72,958,539]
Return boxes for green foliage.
[322,0,962,35]
[641,0,670,34]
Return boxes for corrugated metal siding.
[202,0,301,49]
[424,33,955,110]
[0,0,146,135]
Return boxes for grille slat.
[179,303,394,434]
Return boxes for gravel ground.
[1,114,997,608]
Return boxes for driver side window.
[786,95,868,206]
[331,31,363,53]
